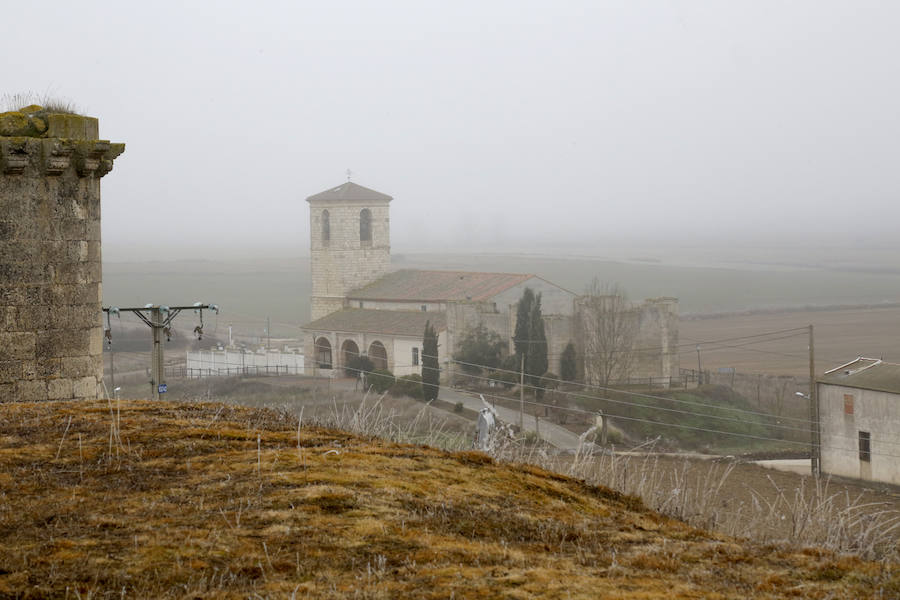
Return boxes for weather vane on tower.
[346,169,352,182]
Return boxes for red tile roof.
[347,269,534,302]
[302,309,446,337]
[306,182,392,203]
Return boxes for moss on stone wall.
[0,106,97,139]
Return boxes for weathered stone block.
[73,376,95,398]
[0,361,21,384]
[21,360,37,380]
[86,241,100,262]
[0,332,36,359]
[18,305,50,330]
[37,358,62,379]
[0,383,14,401]
[88,327,103,356]
[61,220,87,241]
[1,307,17,331]
[60,356,94,378]
[45,114,99,139]
[16,379,47,402]
[47,378,74,400]
[36,329,92,358]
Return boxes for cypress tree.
[422,320,440,401]
[527,293,548,397]
[513,287,535,363]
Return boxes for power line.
[312,359,900,455]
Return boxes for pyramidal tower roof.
[306,181,392,203]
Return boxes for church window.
[412,347,419,366]
[321,210,330,245]
[360,209,372,242]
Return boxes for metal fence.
[165,365,303,378]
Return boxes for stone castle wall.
[574,295,680,386]
[0,107,124,401]
[631,297,679,380]
[309,201,390,320]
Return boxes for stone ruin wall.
[0,106,124,401]
[631,297,680,380]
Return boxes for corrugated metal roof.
[301,309,446,337]
[347,269,534,302]
[306,182,392,203]
[818,357,900,394]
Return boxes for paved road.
[437,386,587,451]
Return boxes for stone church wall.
[0,107,124,401]
[309,201,389,320]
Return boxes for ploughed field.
[1,400,897,598]
[680,305,900,375]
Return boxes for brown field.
[680,305,900,376]
[1,399,897,598]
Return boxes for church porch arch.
[368,340,388,371]
[314,337,333,369]
[340,339,362,376]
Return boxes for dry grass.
[0,399,897,598]
[0,92,81,115]
[563,450,900,561]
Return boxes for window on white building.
[412,347,419,366]
[859,431,871,462]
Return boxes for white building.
[186,349,304,377]
[817,357,900,485]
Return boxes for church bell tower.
[307,181,392,320]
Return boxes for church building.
[300,182,679,384]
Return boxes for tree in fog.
[453,323,504,374]
[513,287,535,360]
[422,320,440,401]
[560,342,577,382]
[526,292,548,395]
[577,280,638,388]
[513,287,548,397]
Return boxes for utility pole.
[150,306,164,400]
[103,303,218,401]
[105,311,116,390]
[696,345,702,385]
[809,324,819,477]
[519,354,525,431]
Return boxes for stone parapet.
[1,106,124,402]
[0,137,124,179]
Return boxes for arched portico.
[315,337,333,369]
[341,339,361,376]
[368,340,388,371]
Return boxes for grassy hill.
[0,399,895,598]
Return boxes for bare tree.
[577,280,639,388]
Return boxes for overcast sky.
[5,1,900,260]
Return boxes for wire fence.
[166,365,303,378]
